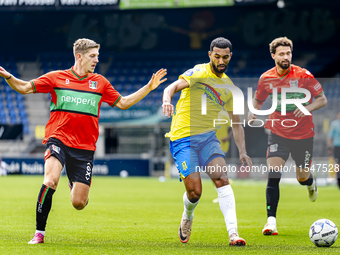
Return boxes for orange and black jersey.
[254,64,324,140]
[30,67,121,151]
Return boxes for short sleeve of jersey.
[303,69,324,98]
[254,76,269,102]
[101,76,122,107]
[179,67,201,85]
[30,71,58,94]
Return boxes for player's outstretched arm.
[162,78,189,118]
[0,66,33,94]
[116,69,167,110]
[229,111,253,168]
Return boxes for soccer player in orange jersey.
[0,38,167,244]
[248,37,327,236]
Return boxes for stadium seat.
[4,86,12,93]
[23,124,30,135]
[9,112,18,123]
[0,108,6,117]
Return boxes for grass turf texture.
[0,175,339,254]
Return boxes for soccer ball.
[309,219,338,247]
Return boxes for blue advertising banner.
[3,157,150,176]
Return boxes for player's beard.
[278,60,290,70]
[87,66,95,73]
[212,62,227,74]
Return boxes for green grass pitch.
[0,175,339,254]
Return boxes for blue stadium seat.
[19,110,27,119]
[7,102,16,112]
[5,86,12,93]
[15,93,24,102]
[9,113,18,123]
[125,84,134,93]
[0,108,6,117]
[20,115,28,125]
[17,101,25,112]
[23,124,30,135]
[133,84,142,91]
[113,83,122,91]
[0,115,7,123]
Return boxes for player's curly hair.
[269,37,293,54]
[210,37,232,52]
[73,38,100,57]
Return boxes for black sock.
[36,184,55,231]
[298,172,313,186]
[266,171,281,218]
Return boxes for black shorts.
[334,146,340,164]
[45,137,94,186]
[266,132,313,168]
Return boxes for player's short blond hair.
[73,38,100,57]
[269,37,293,54]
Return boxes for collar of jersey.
[70,67,89,81]
[275,65,291,79]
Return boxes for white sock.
[268,216,276,225]
[183,192,199,220]
[217,185,237,236]
[35,230,45,236]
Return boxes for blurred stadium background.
[0,0,339,181]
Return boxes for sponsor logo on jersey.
[60,95,96,106]
[44,149,51,161]
[66,79,70,84]
[184,69,194,76]
[304,151,311,165]
[52,144,60,154]
[89,80,97,89]
[85,162,92,180]
[269,144,278,152]
[289,80,298,88]
[182,161,188,170]
[197,82,224,107]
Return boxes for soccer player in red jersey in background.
[0,38,167,244]
[248,37,327,236]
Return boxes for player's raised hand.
[147,69,167,91]
[0,66,11,79]
[162,102,174,118]
[239,153,253,168]
[248,112,257,124]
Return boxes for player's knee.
[214,175,229,188]
[297,177,307,183]
[187,189,201,203]
[72,197,88,210]
[44,180,58,190]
